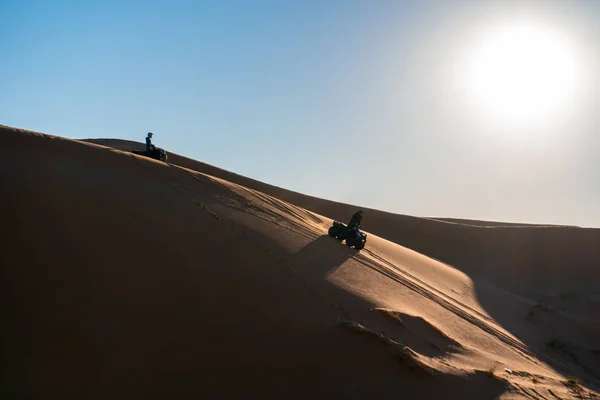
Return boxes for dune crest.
[2,125,598,399]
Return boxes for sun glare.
[465,22,581,129]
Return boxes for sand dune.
[86,138,600,294]
[2,125,599,399]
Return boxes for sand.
[2,124,599,399]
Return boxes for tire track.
[365,249,498,325]
[356,246,600,391]
[352,249,537,360]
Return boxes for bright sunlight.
[464,21,582,129]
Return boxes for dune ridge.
[2,124,599,399]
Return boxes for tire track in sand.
[352,248,537,361]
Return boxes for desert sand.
[2,124,599,399]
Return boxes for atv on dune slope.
[131,146,168,162]
[328,221,367,250]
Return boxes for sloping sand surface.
[87,138,600,293]
[2,125,599,399]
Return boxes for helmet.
[148,132,153,137]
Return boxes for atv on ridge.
[131,146,168,162]
[328,221,367,250]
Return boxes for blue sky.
[2,0,599,226]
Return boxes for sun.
[464,22,581,128]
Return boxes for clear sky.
[2,0,599,227]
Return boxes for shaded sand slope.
[2,126,599,399]
[2,127,511,399]
[87,138,600,379]
[84,135,600,394]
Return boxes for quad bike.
[328,221,367,250]
[131,146,168,162]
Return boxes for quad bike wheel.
[328,226,338,237]
[346,236,356,247]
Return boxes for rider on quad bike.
[130,132,168,162]
[146,132,154,152]
[347,210,363,230]
[328,209,367,250]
